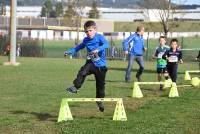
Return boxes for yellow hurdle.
[169,82,179,97]
[57,98,127,122]
[132,79,172,98]
[184,70,200,81]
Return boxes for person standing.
[110,44,116,60]
[4,43,10,62]
[17,43,21,57]
[122,26,147,82]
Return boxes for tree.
[40,5,47,17]
[40,0,53,18]
[0,0,6,15]
[55,2,63,17]
[88,1,100,19]
[141,0,187,39]
[63,0,87,57]
[63,0,86,30]
[50,10,57,18]
[64,2,78,23]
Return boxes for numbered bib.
[158,52,164,59]
[168,56,178,62]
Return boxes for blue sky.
[172,0,200,5]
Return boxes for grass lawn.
[0,57,200,134]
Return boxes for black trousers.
[167,63,178,82]
[73,60,107,98]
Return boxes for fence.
[0,36,199,62]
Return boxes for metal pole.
[10,0,17,64]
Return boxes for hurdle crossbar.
[137,82,165,85]
[65,98,121,102]
[58,98,127,122]
[132,80,172,98]
[187,70,200,73]
[185,70,200,80]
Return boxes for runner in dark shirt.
[163,38,183,83]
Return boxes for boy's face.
[140,27,145,36]
[159,38,166,46]
[85,26,96,39]
[171,41,178,49]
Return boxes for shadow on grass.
[10,110,57,122]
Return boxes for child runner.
[153,36,170,90]
[64,20,109,112]
[163,38,183,83]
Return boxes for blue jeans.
[125,54,144,81]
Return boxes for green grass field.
[0,56,199,134]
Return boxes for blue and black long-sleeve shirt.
[162,48,182,65]
[122,32,145,56]
[74,33,109,67]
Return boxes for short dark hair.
[84,20,96,29]
[136,26,144,32]
[159,36,165,41]
[170,38,178,44]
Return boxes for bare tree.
[88,0,100,19]
[64,0,87,44]
[142,0,187,39]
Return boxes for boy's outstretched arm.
[64,48,76,56]
[64,42,85,56]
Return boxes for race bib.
[168,56,178,62]
[158,52,164,59]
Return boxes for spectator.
[122,26,147,82]
[4,43,10,62]
[17,43,21,57]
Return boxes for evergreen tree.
[88,1,100,18]
[40,5,47,17]
[40,0,53,18]
[64,4,78,19]
[55,2,63,17]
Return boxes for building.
[1,6,200,40]
[3,5,200,21]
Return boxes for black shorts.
[157,67,168,74]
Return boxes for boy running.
[153,36,170,90]
[64,20,109,112]
[163,38,183,83]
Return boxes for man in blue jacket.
[64,20,109,112]
[122,26,147,82]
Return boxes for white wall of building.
[38,30,47,39]
[31,30,38,39]
[46,30,54,40]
